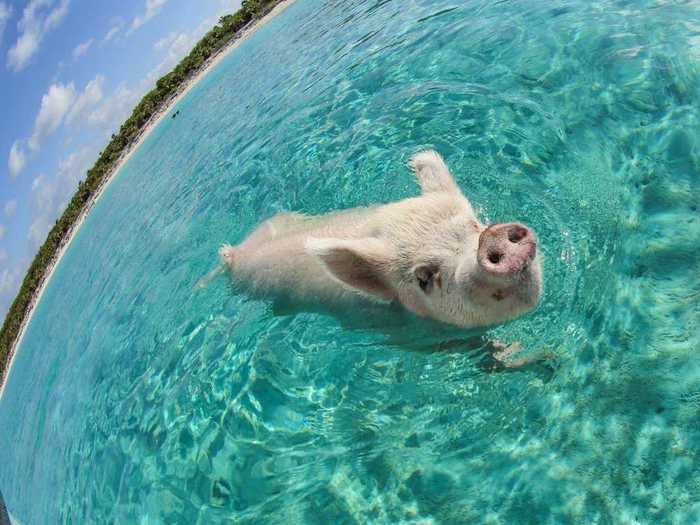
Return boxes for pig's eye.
[418,276,430,291]
[414,264,440,294]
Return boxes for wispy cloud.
[7,0,70,72]
[148,17,216,85]
[10,75,104,183]
[0,2,12,45]
[44,0,68,30]
[4,200,17,218]
[28,147,94,249]
[0,262,25,316]
[87,83,139,134]
[66,75,104,126]
[130,0,168,34]
[151,31,193,72]
[8,141,26,179]
[29,81,76,150]
[72,37,93,60]
[0,225,6,240]
[102,22,122,43]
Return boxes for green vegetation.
[0,0,284,385]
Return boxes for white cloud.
[28,175,59,247]
[130,0,168,33]
[88,83,140,133]
[94,9,231,137]
[153,32,177,51]
[28,173,60,247]
[66,75,104,126]
[56,147,92,190]
[28,147,95,249]
[0,224,5,240]
[77,16,209,144]
[4,200,17,218]
[43,0,68,30]
[0,248,7,264]
[0,263,24,315]
[148,18,214,85]
[0,253,31,316]
[10,76,101,181]
[27,218,50,250]
[8,141,26,178]
[29,81,76,150]
[72,37,93,60]
[7,0,70,72]
[0,3,12,44]
[104,25,119,41]
[31,174,52,207]
[150,32,193,75]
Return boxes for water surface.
[1,0,699,523]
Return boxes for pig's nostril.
[488,251,503,264]
[508,226,528,244]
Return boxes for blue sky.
[0,0,242,316]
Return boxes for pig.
[213,150,543,330]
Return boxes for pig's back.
[231,206,381,306]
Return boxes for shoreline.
[0,0,297,399]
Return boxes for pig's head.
[306,150,543,328]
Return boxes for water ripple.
[1,0,700,523]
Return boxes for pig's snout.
[477,222,537,276]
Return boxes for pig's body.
[225,207,381,306]
[220,151,543,329]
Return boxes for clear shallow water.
[2,0,700,522]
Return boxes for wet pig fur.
[219,150,543,329]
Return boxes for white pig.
[216,150,543,329]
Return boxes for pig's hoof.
[409,149,442,169]
[219,244,236,264]
[491,340,523,361]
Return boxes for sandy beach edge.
[0,0,297,399]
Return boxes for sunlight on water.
[1,0,699,523]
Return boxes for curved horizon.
[0,0,293,390]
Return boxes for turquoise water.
[2,0,700,522]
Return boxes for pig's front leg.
[490,340,555,369]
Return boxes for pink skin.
[201,150,549,369]
[464,222,541,321]
[212,151,543,335]
[477,222,538,278]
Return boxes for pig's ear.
[305,237,395,301]
[409,150,461,195]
